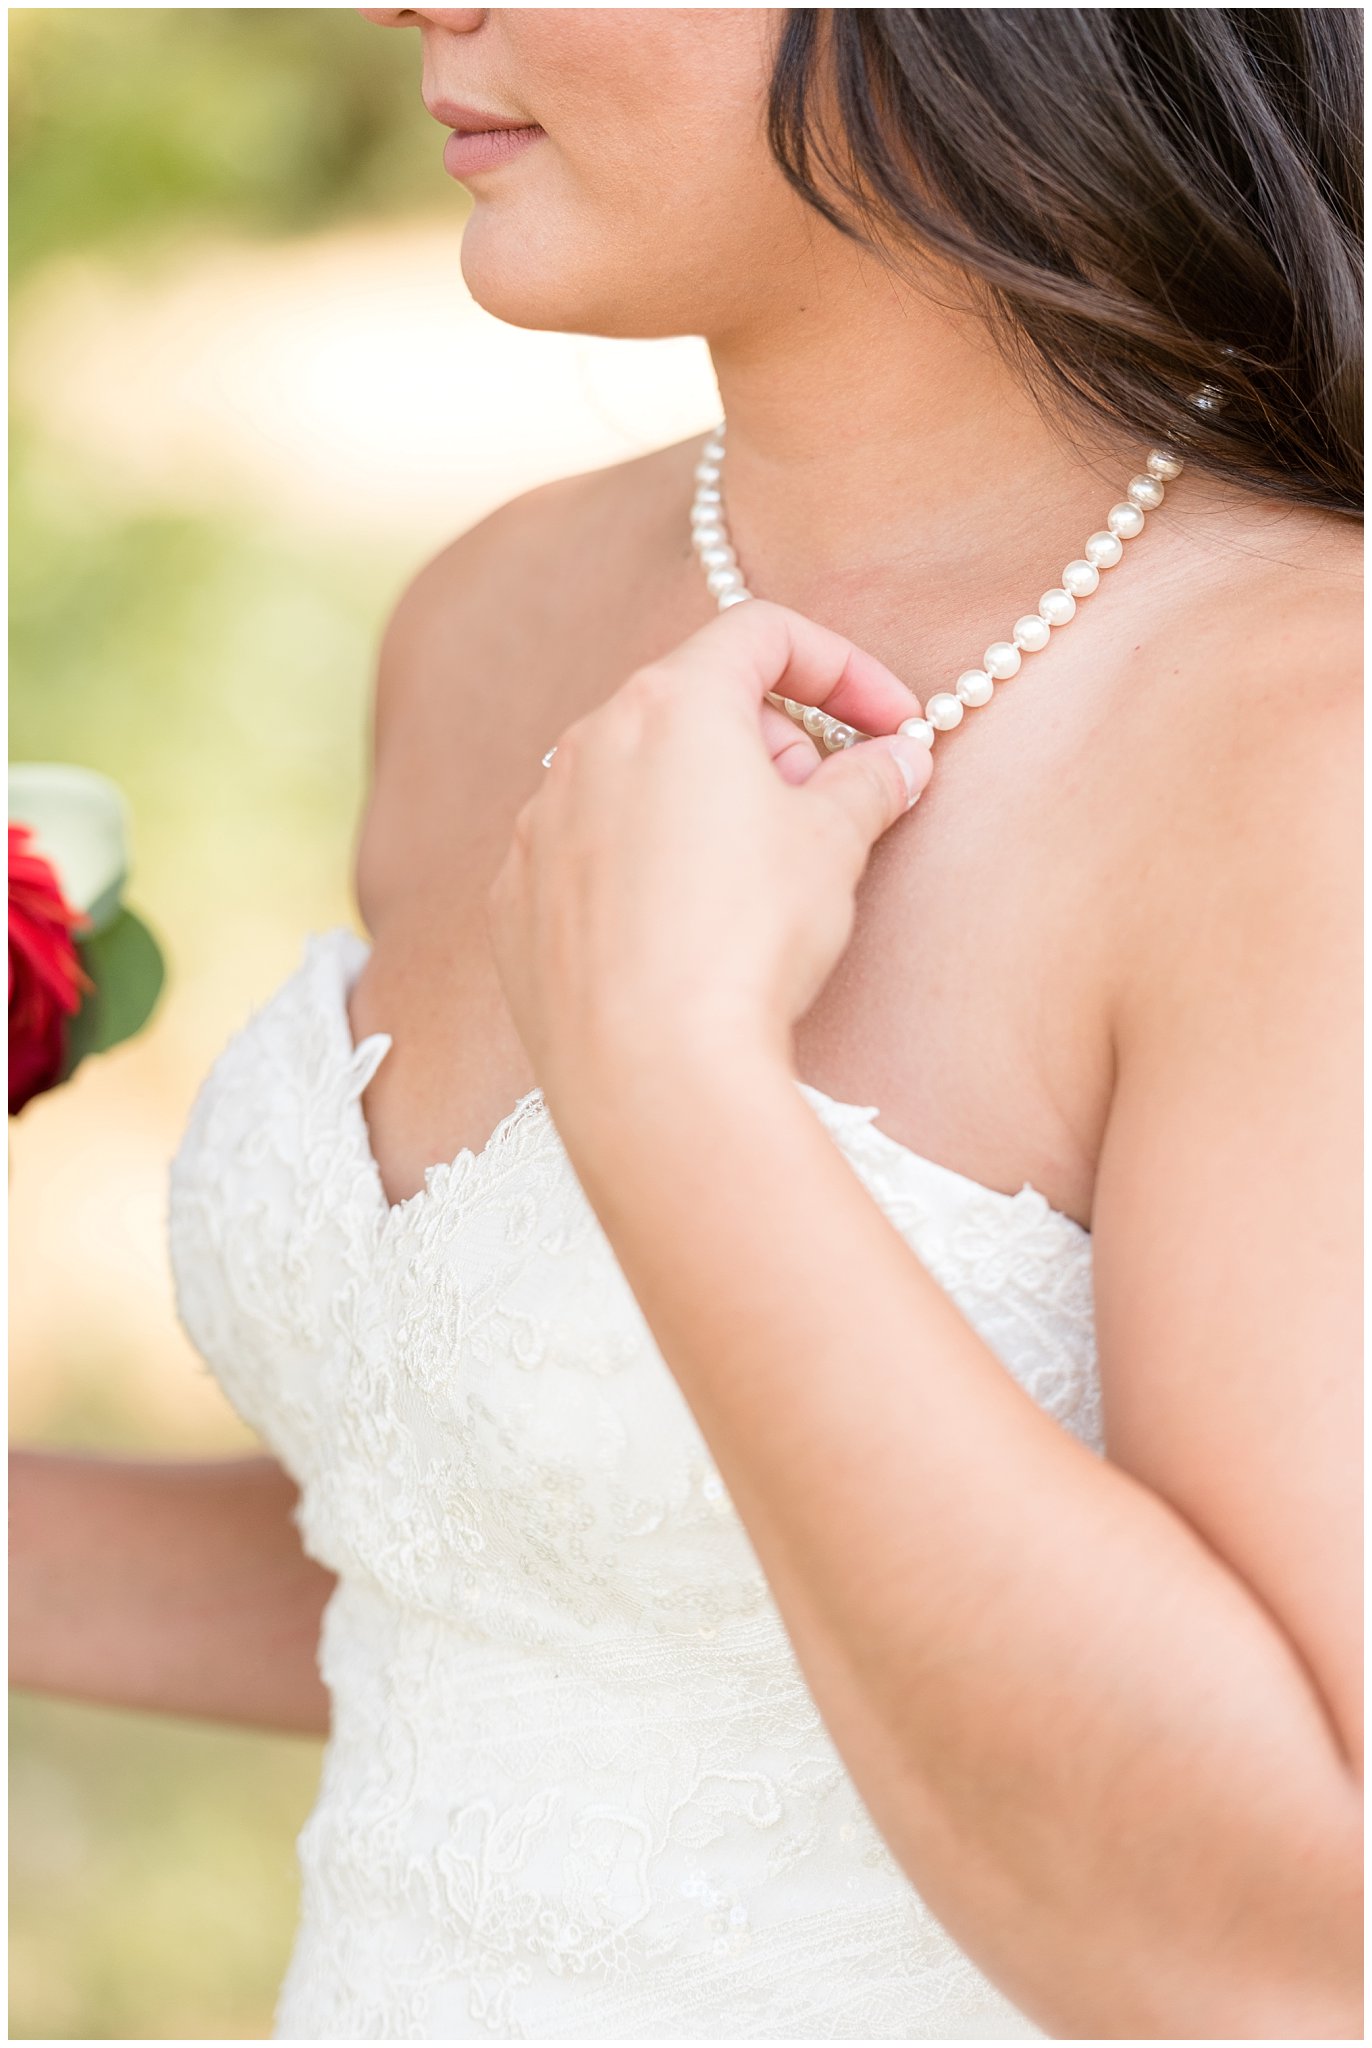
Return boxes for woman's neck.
[705,258,1143,657]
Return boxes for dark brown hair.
[768,9,1362,517]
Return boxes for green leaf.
[58,907,167,1081]
[8,761,130,936]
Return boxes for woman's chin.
[458,217,586,334]
[458,225,658,340]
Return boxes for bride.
[11,8,1361,2038]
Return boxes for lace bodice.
[167,924,1101,2039]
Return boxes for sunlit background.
[9,9,718,2036]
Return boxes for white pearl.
[956,668,994,706]
[1084,530,1124,568]
[897,717,935,747]
[691,502,722,526]
[693,485,722,508]
[983,642,1021,680]
[1146,448,1183,480]
[718,588,751,608]
[801,705,828,736]
[1061,558,1100,597]
[701,440,725,462]
[694,461,721,486]
[706,566,744,596]
[824,723,857,749]
[696,545,736,572]
[1013,614,1051,652]
[1038,587,1076,625]
[1126,473,1165,510]
[1106,501,1146,538]
[692,523,726,550]
[926,692,964,730]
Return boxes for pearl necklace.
[541,404,1206,768]
[689,422,1185,755]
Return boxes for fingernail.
[890,740,925,809]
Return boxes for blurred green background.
[9,8,715,2037]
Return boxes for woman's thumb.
[804,733,933,849]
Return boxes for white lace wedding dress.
[167,923,1102,2039]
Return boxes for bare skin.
[9,1449,334,1735]
[348,434,1358,1239]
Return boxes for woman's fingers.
[760,699,824,784]
[807,726,934,850]
[648,598,925,737]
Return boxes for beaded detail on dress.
[167,924,1100,2040]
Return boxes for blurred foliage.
[8,414,400,956]
[9,6,444,281]
[10,10,452,2039]
[8,4,439,962]
[10,1697,322,2041]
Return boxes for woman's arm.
[565,1039,1358,2040]
[488,600,1361,2039]
[9,1448,336,1736]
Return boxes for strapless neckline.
[319,924,1090,1241]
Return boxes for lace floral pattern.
[167,925,1099,2039]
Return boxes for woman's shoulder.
[353,436,706,920]
[369,435,703,748]
[1152,494,1359,712]
[1101,491,1359,819]
[1167,500,1357,856]
[422,432,699,584]
[1101,492,1360,1042]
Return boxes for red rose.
[8,821,94,1115]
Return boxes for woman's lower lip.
[442,125,545,179]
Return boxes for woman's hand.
[486,598,932,1135]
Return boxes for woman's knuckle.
[625,663,677,711]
